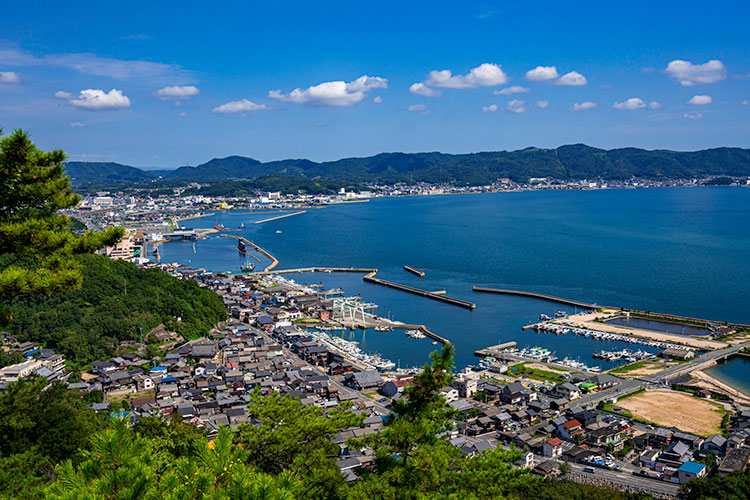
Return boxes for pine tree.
[0,128,123,296]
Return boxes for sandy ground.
[688,370,750,405]
[619,390,724,436]
[572,319,726,350]
[610,361,666,378]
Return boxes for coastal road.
[566,462,679,498]
[640,342,750,384]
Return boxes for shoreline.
[688,369,750,405]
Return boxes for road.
[566,461,679,498]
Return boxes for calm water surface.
[705,356,750,397]
[159,188,750,368]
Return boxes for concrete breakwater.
[253,210,307,225]
[472,286,602,310]
[365,271,476,310]
[220,235,279,272]
[403,265,425,277]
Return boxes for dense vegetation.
[66,144,750,187]
[0,254,225,367]
[181,176,364,196]
[0,347,658,500]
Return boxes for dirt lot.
[618,390,725,436]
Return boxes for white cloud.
[408,104,430,115]
[54,90,74,99]
[212,99,267,114]
[613,97,646,110]
[526,66,559,81]
[648,101,662,109]
[67,89,131,110]
[155,85,199,100]
[69,121,85,128]
[494,85,530,95]
[743,100,749,105]
[0,46,190,82]
[409,82,442,97]
[687,94,712,105]
[269,75,387,107]
[507,99,527,113]
[372,96,383,103]
[179,111,187,117]
[683,112,703,120]
[554,71,588,86]
[0,71,20,83]
[425,63,508,89]
[572,101,597,111]
[482,104,498,112]
[537,100,549,109]
[665,59,726,86]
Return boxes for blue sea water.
[158,187,750,369]
[705,356,750,397]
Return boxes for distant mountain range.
[64,144,750,187]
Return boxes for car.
[583,466,595,474]
[379,398,387,403]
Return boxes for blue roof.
[678,462,706,474]
[150,366,167,372]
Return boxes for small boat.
[238,240,246,253]
[275,230,282,234]
[239,222,245,229]
[539,314,552,321]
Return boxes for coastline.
[688,369,750,405]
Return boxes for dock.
[254,210,307,225]
[472,286,601,309]
[365,271,476,310]
[220,235,279,271]
[403,265,425,277]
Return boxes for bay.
[159,187,750,368]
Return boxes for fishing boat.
[240,256,255,272]
[238,239,246,253]
[239,222,245,229]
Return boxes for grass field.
[617,390,726,437]
[508,362,568,383]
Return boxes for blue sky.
[1,1,749,167]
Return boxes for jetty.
[472,286,601,309]
[365,271,475,310]
[220,235,279,271]
[254,210,307,225]
[474,342,518,358]
[403,265,425,277]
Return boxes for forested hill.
[65,144,750,187]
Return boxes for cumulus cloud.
[613,97,646,110]
[743,100,749,105]
[372,96,383,103]
[572,101,597,111]
[179,111,188,117]
[0,46,191,82]
[648,101,662,109]
[494,85,530,95]
[69,121,85,128]
[482,104,498,112]
[506,99,527,113]
[554,71,588,86]
[526,66,559,81]
[409,82,442,97]
[408,104,430,115]
[0,71,20,83]
[665,59,726,86]
[212,99,267,114]
[537,100,549,109]
[155,85,199,100]
[269,75,387,107]
[61,89,131,110]
[424,63,508,89]
[687,95,712,105]
[683,112,703,120]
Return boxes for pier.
[220,235,279,271]
[403,265,425,277]
[472,286,601,309]
[253,210,307,225]
[365,271,476,309]
[474,342,518,358]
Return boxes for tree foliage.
[0,128,123,296]
[1,253,225,366]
